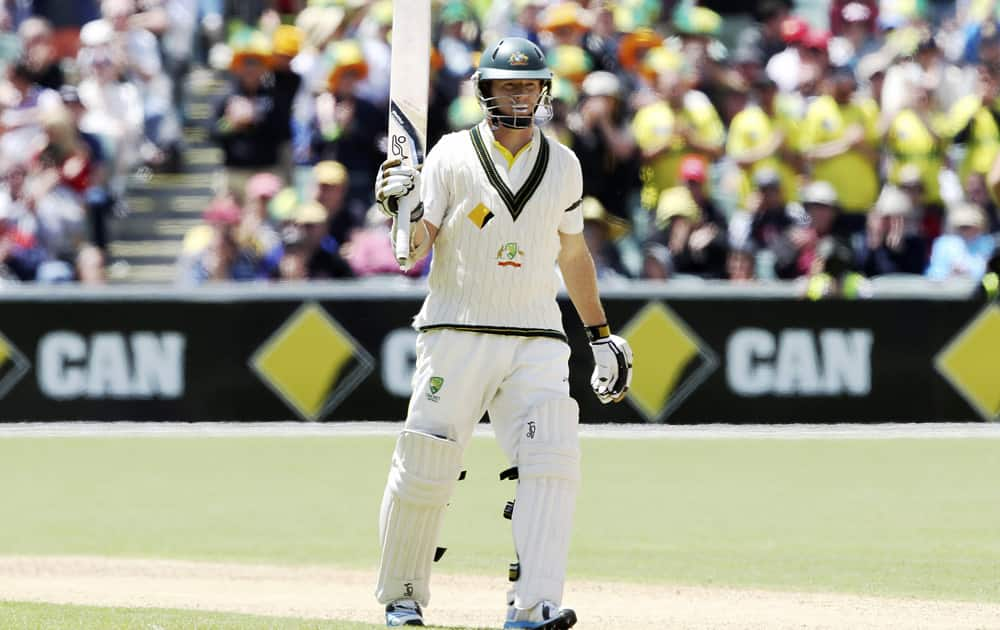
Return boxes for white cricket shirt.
[413,120,584,339]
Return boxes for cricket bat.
[388,0,431,269]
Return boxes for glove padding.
[589,334,633,404]
[375,158,423,222]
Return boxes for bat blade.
[388,0,431,268]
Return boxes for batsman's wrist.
[585,323,611,342]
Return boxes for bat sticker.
[390,101,426,164]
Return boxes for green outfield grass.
[0,434,998,605]
[0,601,384,630]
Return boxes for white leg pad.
[376,430,463,606]
[511,397,580,611]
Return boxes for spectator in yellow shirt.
[631,67,725,210]
[726,76,802,208]
[951,66,1000,185]
[800,68,879,233]
[886,80,948,206]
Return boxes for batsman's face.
[491,80,542,116]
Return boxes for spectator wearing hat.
[569,71,637,220]
[74,19,144,196]
[270,24,304,182]
[671,5,722,78]
[178,195,258,285]
[645,185,728,279]
[631,64,725,210]
[856,50,890,111]
[437,2,480,78]
[861,185,928,276]
[797,28,833,99]
[210,30,288,195]
[926,203,995,280]
[312,160,356,245]
[774,180,854,279]
[310,40,383,214]
[538,2,589,50]
[238,172,282,256]
[179,193,240,257]
[617,27,663,94]
[800,68,879,234]
[678,155,725,227]
[261,200,354,280]
[765,15,810,93]
[726,76,802,209]
[288,5,346,165]
[581,196,631,280]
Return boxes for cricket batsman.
[373,37,634,628]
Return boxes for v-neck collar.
[470,124,550,222]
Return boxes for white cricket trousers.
[377,329,579,611]
[405,329,571,455]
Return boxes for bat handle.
[394,192,418,269]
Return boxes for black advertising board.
[0,288,994,423]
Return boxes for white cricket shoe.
[503,600,577,629]
[385,598,424,626]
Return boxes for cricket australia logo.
[509,51,529,66]
[426,376,444,402]
[526,420,536,439]
[496,242,525,268]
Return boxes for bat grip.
[394,192,418,269]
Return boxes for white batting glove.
[587,326,633,404]
[375,158,423,222]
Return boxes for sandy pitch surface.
[1,556,998,629]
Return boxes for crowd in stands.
[2,1,1000,299]
[0,0,191,284]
